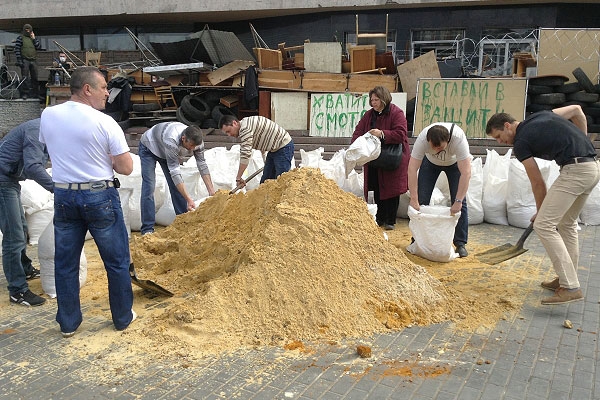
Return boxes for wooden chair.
[154,85,177,110]
[85,51,102,67]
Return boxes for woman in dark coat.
[351,86,409,230]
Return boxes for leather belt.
[54,180,115,190]
[560,157,597,167]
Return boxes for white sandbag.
[397,192,411,219]
[433,171,450,204]
[38,221,88,299]
[25,204,53,245]
[344,133,381,177]
[406,205,460,262]
[482,149,512,225]
[155,187,176,227]
[118,187,133,238]
[467,157,484,225]
[429,187,447,206]
[300,147,324,168]
[580,181,600,225]
[20,179,53,214]
[506,159,535,228]
[345,170,364,198]
[318,150,348,190]
[117,154,167,232]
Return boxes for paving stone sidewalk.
[0,222,598,399]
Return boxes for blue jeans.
[417,157,468,246]
[0,182,34,295]
[261,141,295,183]
[139,142,188,235]
[54,186,133,332]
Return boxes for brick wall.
[0,99,41,137]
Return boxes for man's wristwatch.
[455,198,463,203]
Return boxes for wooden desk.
[45,84,71,106]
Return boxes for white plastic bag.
[344,133,381,177]
[406,205,460,262]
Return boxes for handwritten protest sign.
[414,78,527,138]
[310,92,407,137]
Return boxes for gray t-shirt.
[411,122,472,166]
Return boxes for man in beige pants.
[486,105,600,305]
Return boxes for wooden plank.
[207,60,255,86]
[397,51,441,100]
[347,74,396,93]
[220,95,239,108]
[349,45,376,73]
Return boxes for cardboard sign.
[414,78,527,138]
[310,92,408,137]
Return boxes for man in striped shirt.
[219,115,295,187]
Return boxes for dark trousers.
[417,157,468,246]
[19,59,39,97]
[368,167,400,226]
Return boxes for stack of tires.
[527,68,600,133]
[177,91,237,129]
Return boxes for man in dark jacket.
[14,23,42,99]
[0,119,53,306]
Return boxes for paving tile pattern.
[0,222,599,399]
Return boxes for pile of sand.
[129,168,452,355]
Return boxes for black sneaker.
[25,267,40,280]
[10,290,46,306]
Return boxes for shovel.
[129,263,174,297]
[476,223,534,265]
[229,167,264,194]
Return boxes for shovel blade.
[476,247,529,265]
[129,263,174,297]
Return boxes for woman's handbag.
[369,142,402,170]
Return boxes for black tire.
[132,102,161,112]
[527,85,553,95]
[526,103,555,113]
[572,68,596,93]
[211,104,236,123]
[176,106,201,126]
[583,107,600,118]
[588,124,600,134]
[554,82,582,94]
[567,91,599,103]
[200,118,219,129]
[562,100,588,107]
[181,95,211,121]
[528,75,568,87]
[118,119,131,130]
[202,91,223,108]
[532,93,566,105]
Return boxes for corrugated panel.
[193,29,255,66]
[150,28,255,67]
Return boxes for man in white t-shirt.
[407,123,472,257]
[39,66,135,338]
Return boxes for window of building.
[410,29,465,61]
[477,29,537,76]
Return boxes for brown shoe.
[541,287,583,305]
[541,277,560,291]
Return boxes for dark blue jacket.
[0,119,53,192]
